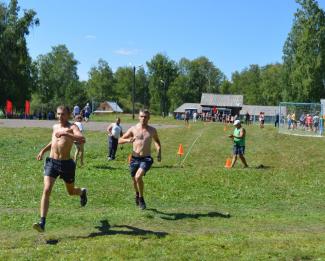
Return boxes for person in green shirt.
[229,120,248,168]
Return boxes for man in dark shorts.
[119,109,161,210]
[33,105,87,232]
[229,120,248,168]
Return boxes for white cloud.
[114,48,140,56]
[85,35,96,39]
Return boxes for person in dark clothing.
[107,118,123,160]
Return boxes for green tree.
[146,53,179,115]
[260,63,284,105]
[0,0,39,111]
[35,45,81,109]
[283,0,325,102]
[87,59,115,102]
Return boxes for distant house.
[173,103,202,114]
[240,105,281,123]
[93,101,123,114]
[173,103,202,119]
[200,93,244,115]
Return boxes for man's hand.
[77,137,86,144]
[229,134,234,139]
[55,131,66,138]
[36,151,44,161]
[129,137,136,143]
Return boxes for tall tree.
[35,45,80,108]
[283,0,325,102]
[146,53,178,115]
[0,0,39,111]
[87,59,115,102]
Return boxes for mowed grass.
[90,113,184,125]
[0,122,324,260]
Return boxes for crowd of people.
[286,112,320,132]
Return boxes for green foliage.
[146,53,179,115]
[0,0,39,111]
[283,0,325,102]
[87,59,115,102]
[34,44,85,110]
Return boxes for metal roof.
[200,93,243,107]
[174,103,202,113]
[95,101,124,113]
[240,105,281,116]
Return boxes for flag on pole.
[5,100,13,114]
[25,100,30,116]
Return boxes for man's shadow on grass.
[86,219,168,239]
[46,219,168,245]
[92,165,118,170]
[147,209,231,221]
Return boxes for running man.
[229,120,248,168]
[33,105,88,232]
[118,109,161,210]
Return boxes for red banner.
[5,100,13,114]
[25,100,30,115]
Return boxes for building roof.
[200,93,243,107]
[174,103,202,113]
[240,105,280,116]
[95,101,123,113]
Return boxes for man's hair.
[75,115,82,121]
[139,109,150,115]
[57,105,70,114]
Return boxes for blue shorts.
[129,156,153,177]
[233,145,245,155]
[44,157,76,184]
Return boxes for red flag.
[5,100,13,114]
[25,100,30,116]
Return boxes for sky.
[7,0,325,80]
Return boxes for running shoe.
[139,197,146,210]
[80,188,88,207]
[33,222,45,233]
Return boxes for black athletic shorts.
[129,156,153,177]
[44,157,76,184]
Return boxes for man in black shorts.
[119,109,161,210]
[33,105,87,232]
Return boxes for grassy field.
[0,122,324,260]
[90,113,183,125]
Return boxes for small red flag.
[5,100,13,114]
[25,100,30,116]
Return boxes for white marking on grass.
[181,130,205,165]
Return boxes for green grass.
[90,113,183,125]
[0,123,324,260]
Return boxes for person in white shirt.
[107,117,123,160]
[74,115,85,166]
[192,112,197,123]
[73,105,80,117]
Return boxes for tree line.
[1,0,325,115]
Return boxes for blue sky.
[9,0,325,80]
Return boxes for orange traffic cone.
[177,144,184,156]
[127,154,132,163]
[225,158,232,169]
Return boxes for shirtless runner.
[119,109,161,210]
[33,105,88,232]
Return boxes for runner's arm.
[56,125,86,143]
[153,129,161,162]
[118,128,135,144]
[37,141,51,160]
[107,124,112,134]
